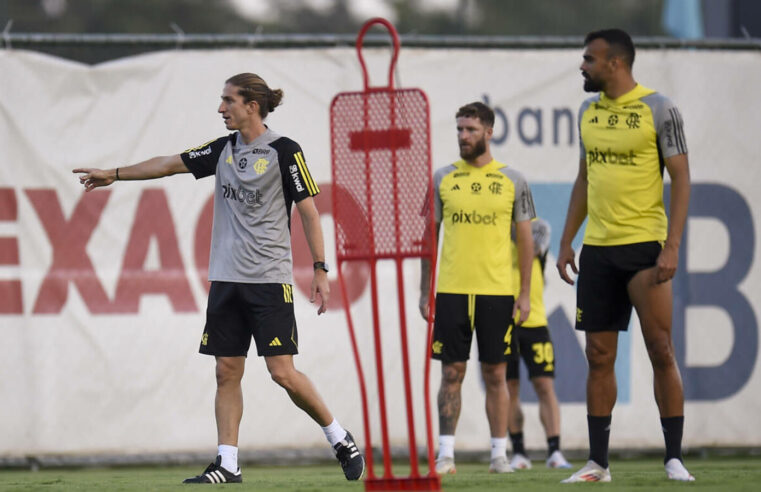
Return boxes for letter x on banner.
[330,18,440,492]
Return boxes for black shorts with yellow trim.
[200,281,298,357]
[576,241,662,332]
[506,326,555,380]
[431,293,516,364]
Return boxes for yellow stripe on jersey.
[294,152,319,195]
[183,138,217,153]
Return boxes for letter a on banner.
[330,18,440,491]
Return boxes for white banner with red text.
[0,47,759,458]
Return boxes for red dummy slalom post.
[330,18,440,492]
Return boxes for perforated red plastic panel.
[330,88,433,261]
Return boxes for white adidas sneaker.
[561,460,611,483]
[488,455,514,473]
[510,453,532,470]
[665,458,695,481]
[546,450,572,469]
[435,456,456,475]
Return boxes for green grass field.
[1,457,760,491]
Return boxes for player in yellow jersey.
[506,218,572,471]
[556,29,693,483]
[420,102,536,475]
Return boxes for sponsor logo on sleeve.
[664,120,674,147]
[188,146,213,159]
[289,164,304,192]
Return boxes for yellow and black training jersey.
[511,218,550,328]
[578,84,687,246]
[434,159,535,296]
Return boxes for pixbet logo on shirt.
[587,147,637,166]
[221,182,262,207]
[451,209,498,225]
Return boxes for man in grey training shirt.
[74,73,364,485]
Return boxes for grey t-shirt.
[181,129,319,284]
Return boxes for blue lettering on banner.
[668,183,757,400]
[481,94,576,147]
[514,183,757,404]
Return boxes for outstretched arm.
[556,158,588,285]
[73,154,189,192]
[296,196,329,315]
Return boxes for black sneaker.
[333,431,365,480]
[183,455,242,484]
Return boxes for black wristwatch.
[313,261,329,273]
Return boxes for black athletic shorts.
[431,293,516,364]
[576,241,662,332]
[506,326,555,380]
[199,281,298,357]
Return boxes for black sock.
[661,416,684,464]
[547,435,560,456]
[509,432,525,456]
[588,415,611,469]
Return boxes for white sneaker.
[510,453,532,470]
[488,455,514,473]
[665,458,695,481]
[561,460,611,483]
[435,456,456,475]
[546,450,572,469]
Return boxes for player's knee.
[441,363,466,386]
[268,366,296,390]
[481,365,506,388]
[507,380,520,397]
[532,378,555,399]
[585,344,616,371]
[646,337,676,369]
[215,360,244,387]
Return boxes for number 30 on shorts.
[532,342,554,366]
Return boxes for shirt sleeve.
[276,138,319,203]
[507,169,536,223]
[531,217,551,257]
[180,135,230,179]
[654,96,688,158]
[432,168,445,223]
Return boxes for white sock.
[490,437,508,460]
[321,418,347,447]
[218,444,238,473]
[438,435,455,459]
